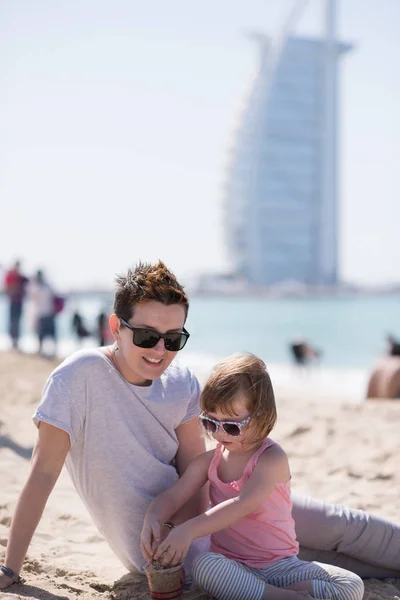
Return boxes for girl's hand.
[153,524,193,567]
[140,514,162,563]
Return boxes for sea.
[1,292,399,403]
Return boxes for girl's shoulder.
[259,440,288,462]
[255,440,290,480]
[248,437,286,465]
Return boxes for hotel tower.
[224,0,352,286]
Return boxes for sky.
[1,0,399,290]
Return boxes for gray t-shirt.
[33,348,201,572]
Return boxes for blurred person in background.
[289,338,322,367]
[366,334,400,400]
[0,263,5,293]
[96,308,113,346]
[27,270,57,358]
[4,260,29,350]
[386,333,400,357]
[71,311,91,343]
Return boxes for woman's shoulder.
[163,359,200,389]
[50,348,107,381]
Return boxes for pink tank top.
[208,437,299,568]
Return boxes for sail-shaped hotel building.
[224,0,352,287]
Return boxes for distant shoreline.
[2,287,400,299]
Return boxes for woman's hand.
[153,523,194,567]
[140,514,162,563]
[0,571,14,590]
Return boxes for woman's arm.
[0,423,70,590]
[140,449,213,562]
[154,444,290,566]
[173,415,210,522]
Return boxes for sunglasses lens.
[129,324,189,351]
[222,423,241,437]
[164,333,189,351]
[133,329,160,348]
[200,417,217,434]
[164,334,183,351]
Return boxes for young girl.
[141,353,364,600]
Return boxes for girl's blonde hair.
[200,353,277,440]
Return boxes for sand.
[0,351,399,600]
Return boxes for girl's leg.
[260,556,364,600]
[292,493,400,577]
[192,553,311,600]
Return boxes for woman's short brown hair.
[113,260,189,322]
[200,353,277,440]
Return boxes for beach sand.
[0,351,399,600]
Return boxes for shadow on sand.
[0,583,70,600]
[0,435,33,459]
[0,572,211,600]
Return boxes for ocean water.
[1,292,399,402]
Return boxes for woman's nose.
[152,337,166,353]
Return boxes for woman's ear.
[109,314,120,342]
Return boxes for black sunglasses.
[119,318,190,351]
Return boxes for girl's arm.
[140,449,213,561]
[154,444,290,566]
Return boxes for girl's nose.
[212,425,224,440]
